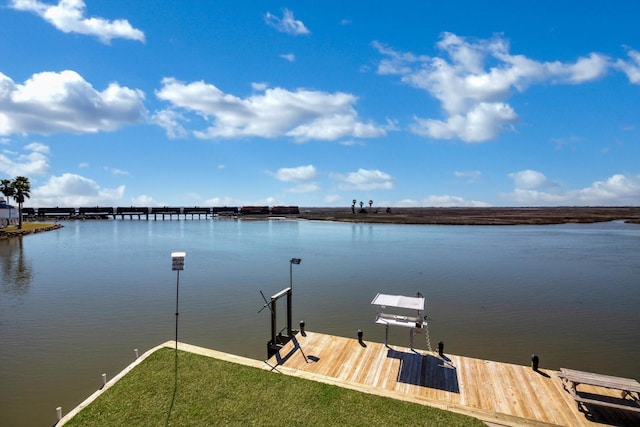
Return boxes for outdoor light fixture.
[289,258,302,289]
[171,251,186,351]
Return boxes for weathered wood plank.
[560,368,640,392]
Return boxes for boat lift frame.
[371,293,425,351]
[261,287,295,358]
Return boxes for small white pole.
[134,348,139,359]
[56,407,62,422]
[101,373,107,388]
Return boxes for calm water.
[1,219,639,426]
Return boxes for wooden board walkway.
[266,332,640,426]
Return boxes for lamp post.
[171,252,186,351]
[287,258,301,336]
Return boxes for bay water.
[1,219,639,426]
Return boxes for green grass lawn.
[64,348,484,426]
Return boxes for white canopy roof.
[371,293,425,310]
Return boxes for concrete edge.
[56,342,170,425]
[56,341,267,425]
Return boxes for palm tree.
[369,199,373,212]
[1,179,14,203]
[359,201,364,212]
[11,176,30,229]
[1,178,16,226]
[351,199,356,214]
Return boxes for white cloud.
[151,109,187,139]
[374,33,613,142]
[0,142,51,176]
[504,173,640,206]
[10,0,145,44]
[546,53,610,84]
[274,165,316,182]
[280,53,295,62]
[411,102,517,142]
[331,168,394,191]
[508,170,549,189]
[30,173,125,206]
[264,9,310,35]
[616,49,640,84]
[104,166,130,176]
[251,82,269,91]
[422,195,491,207]
[155,78,386,141]
[274,165,319,193]
[0,70,146,136]
[287,183,320,193]
[454,170,482,183]
[24,142,50,154]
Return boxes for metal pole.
[175,269,179,351]
[270,297,277,346]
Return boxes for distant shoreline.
[3,208,639,237]
[0,223,63,239]
[296,207,640,225]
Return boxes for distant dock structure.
[20,206,298,221]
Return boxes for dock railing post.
[270,297,277,346]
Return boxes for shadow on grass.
[165,349,178,427]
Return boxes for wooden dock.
[266,331,640,426]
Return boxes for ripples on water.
[1,219,639,426]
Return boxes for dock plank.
[266,331,640,427]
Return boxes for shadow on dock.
[388,349,460,393]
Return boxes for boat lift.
[259,287,295,358]
[371,293,428,351]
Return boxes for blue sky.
[1,1,639,208]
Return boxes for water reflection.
[0,237,32,296]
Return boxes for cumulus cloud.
[331,168,394,191]
[0,70,147,136]
[151,109,187,139]
[264,9,310,35]
[30,173,125,206]
[504,171,640,206]
[274,165,316,182]
[0,141,51,176]
[10,0,144,44]
[411,102,517,142]
[155,78,386,142]
[616,49,640,84]
[10,0,145,43]
[273,165,319,193]
[508,169,549,189]
[374,32,612,142]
